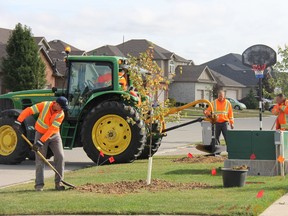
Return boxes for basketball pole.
[259,77,263,130]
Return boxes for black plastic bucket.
[221,168,248,188]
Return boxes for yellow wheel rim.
[0,125,18,156]
[92,114,132,155]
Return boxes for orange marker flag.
[256,190,264,198]
[211,168,217,176]
[100,151,104,157]
[277,155,285,163]
[187,153,193,158]
[250,153,256,160]
[109,156,115,163]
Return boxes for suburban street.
[0,116,276,188]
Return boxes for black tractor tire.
[137,121,163,160]
[0,116,30,164]
[81,101,146,164]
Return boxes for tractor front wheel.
[0,116,29,164]
[81,101,146,164]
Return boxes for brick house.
[89,39,192,101]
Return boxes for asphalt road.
[0,116,276,188]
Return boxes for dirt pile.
[173,155,226,164]
[76,179,210,194]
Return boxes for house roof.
[116,39,189,62]
[48,39,83,52]
[203,53,257,87]
[173,64,216,83]
[211,70,245,88]
[88,45,125,56]
[0,28,11,44]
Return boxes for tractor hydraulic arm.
[165,99,214,116]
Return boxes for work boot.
[55,182,65,191]
[35,185,44,192]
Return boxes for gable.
[199,68,214,81]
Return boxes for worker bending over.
[272,93,288,130]
[15,96,68,191]
[205,90,234,144]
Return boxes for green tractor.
[0,55,164,164]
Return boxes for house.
[0,26,86,93]
[89,39,192,101]
[47,39,86,88]
[203,53,257,99]
[169,65,217,103]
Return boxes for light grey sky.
[0,0,287,64]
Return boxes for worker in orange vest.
[15,96,68,191]
[271,93,288,130]
[204,90,234,144]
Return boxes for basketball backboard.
[242,44,277,68]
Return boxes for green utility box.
[225,130,288,176]
[226,130,276,160]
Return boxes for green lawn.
[0,156,287,215]
[181,108,273,119]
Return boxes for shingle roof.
[48,40,83,52]
[211,70,245,88]
[203,53,257,87]
[88,45,125,56]
[0,28,11,44]
[173,64,216,83]
[116,39,189,62]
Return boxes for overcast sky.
[0,0,287,64]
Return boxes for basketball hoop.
[252,64,266,79]
[242,44,277,131]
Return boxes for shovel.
[21,134,76,189]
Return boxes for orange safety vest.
[17,101,65,142]
[206,99,234,124]
[272,101,288,130]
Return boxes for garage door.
[226,90,237,99]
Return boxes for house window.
[169,60,175,74]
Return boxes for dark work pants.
[215,122,228,144]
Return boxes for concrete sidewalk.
[260,193,288,216]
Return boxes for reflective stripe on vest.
[31,104,39,114]
[36,102,51,130]
[213,100,229,115]
[281,113,288,129]
[52,113,64,128]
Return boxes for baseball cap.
[56,96,69,111]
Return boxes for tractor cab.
[64,55,131,116]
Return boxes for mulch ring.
[173,155,227,164]
[76,179,211,194]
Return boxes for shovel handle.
[20,134,76,188]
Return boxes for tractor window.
[69,62,113,95]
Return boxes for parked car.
[227,98,247,110]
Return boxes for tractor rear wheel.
[137,121,163,159]
[0,116,29,164]
[81,101,146,164]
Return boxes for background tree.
[262,72,275,99]
[241,89,258,109]
[2,23,46,91]
[271,45,288,96]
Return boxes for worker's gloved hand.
[13,120,22,131]
[32,140,44,151]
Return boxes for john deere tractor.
[0,54,165,164]
[0,51,215,165]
